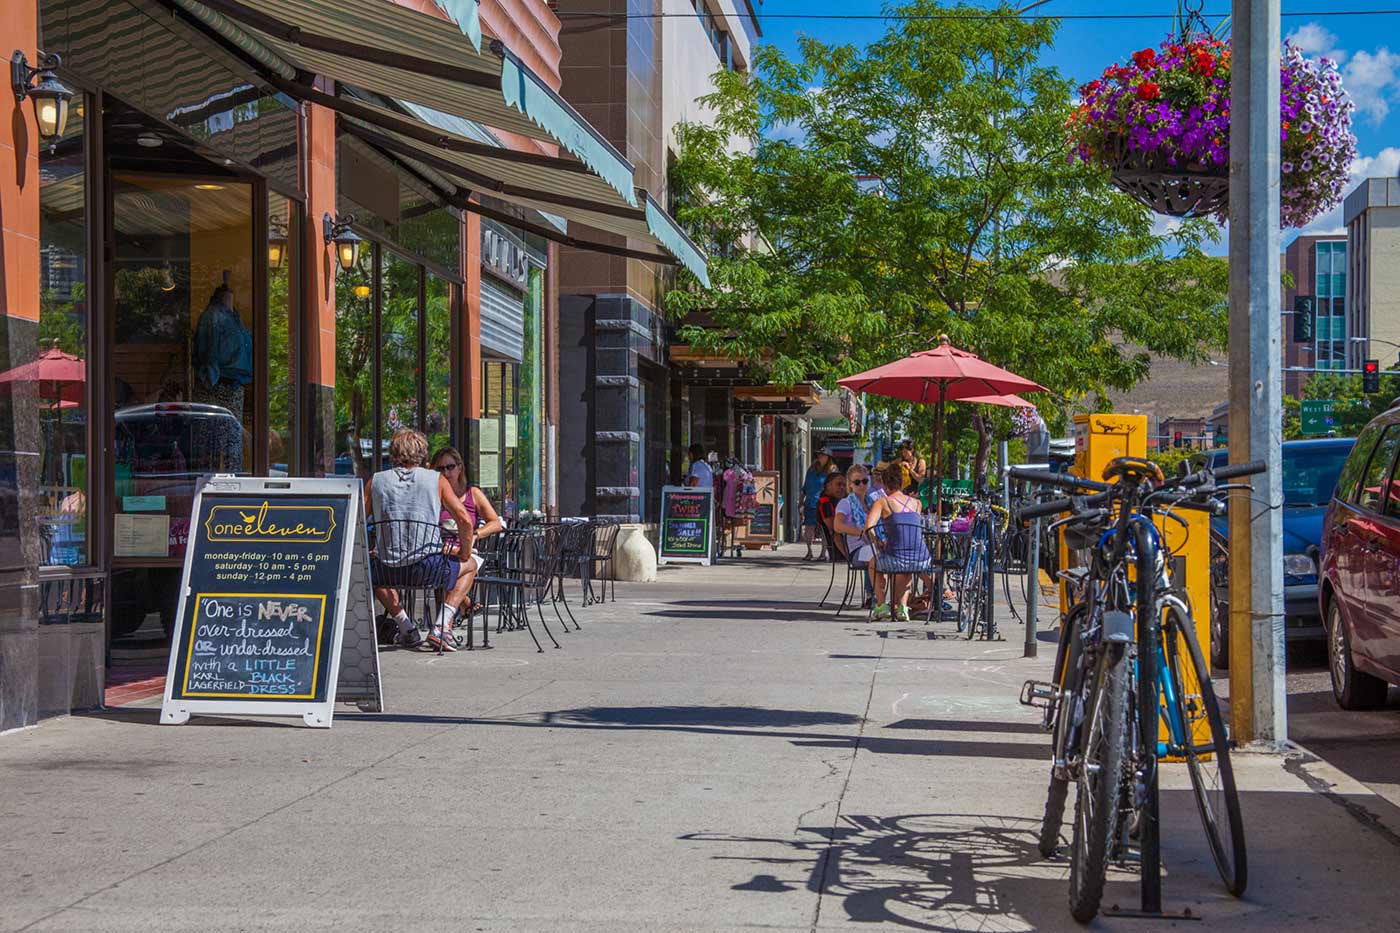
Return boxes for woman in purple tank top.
[430,446,504,547]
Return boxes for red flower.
[1132,48,1157,70]
[1193,51,1216,76]
[1137,82,1161,101]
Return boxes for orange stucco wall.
[1,2,41,323]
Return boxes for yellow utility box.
[1056,413,1212,750]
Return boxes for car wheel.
[1209,535,1230,670]
[1327,600,1389,710]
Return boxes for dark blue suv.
[1202,437,1356,668]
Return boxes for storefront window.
[519,267,544,513]
[381,249,422,459]
[34,97,89,567]
[334,256,374,480]
[268,193,296,475]
[426,273,453,453]
[112,173,255,560]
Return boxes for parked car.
[1319,402,1400,708]
[1201,437,1356,669]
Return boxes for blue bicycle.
[1015,457,1260,922]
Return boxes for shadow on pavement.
[539,705,861,728]
[682,813,1062,932]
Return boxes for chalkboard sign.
[161,476,380,728]
[736,471,779,546]
[658,485,713,566]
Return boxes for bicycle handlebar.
[1007,466,1113,493]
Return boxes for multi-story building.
[1281,234,1348,397]
[555,0,762,523]
[0,0,702,731]
[1345,177,1400,372]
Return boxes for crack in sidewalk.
[808,635,885,932]
[15,680,557,932]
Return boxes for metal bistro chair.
[473,529,558,652]
[817,520,867,616]
[865,520,933,624]
[367,519,453,653]
[547,521,589,630]
[583,520,621,606]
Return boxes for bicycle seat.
[1102,456,1164,485]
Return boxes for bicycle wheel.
[1164,606,1248,897]
[962,545,986,640]
[1039,604,1089,857]
[1068,642,1130,924]
[956,546,979,634]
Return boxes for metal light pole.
[1227,0,1287,746]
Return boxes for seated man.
[366,429,477,651]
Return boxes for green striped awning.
[185,0,635,203]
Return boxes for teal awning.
[186,0,637,204]
[644,197,711,288]
[433,0,481,52]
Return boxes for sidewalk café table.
[922,520,970,624]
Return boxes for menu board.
[658,485,713,566]
[161,477,380,728]
[736,471,779,546]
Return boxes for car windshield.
[1282,445,1352,507]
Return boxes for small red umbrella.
[0,342,85,404]
[959,392,1035,408]
[838,335,1045,502]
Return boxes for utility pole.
[1227,0,1287,746]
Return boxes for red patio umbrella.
[838,335,1045,505]
[0,343,85,405]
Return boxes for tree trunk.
[972,413,992,490]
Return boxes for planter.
[1068,35,1356,226]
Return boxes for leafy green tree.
[666,0,1229,484]
[1283,372,1399,440]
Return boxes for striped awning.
[180,0,634,202]
[172,0,708,282]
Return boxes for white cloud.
[1286,22,1346,63]
[1293,146,1400,234]
[1342,47,1400,123]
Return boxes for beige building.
[1345,177,1400,371]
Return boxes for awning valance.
[172,0,707,282]
[180,0,635,203]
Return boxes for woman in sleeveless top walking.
[862,462,932,622]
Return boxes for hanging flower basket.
[1067,35,1357,226]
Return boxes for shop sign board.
[658,485,713,566]
[1300,399,1336,435]
[736,471,779,546]
[160,476,382,728]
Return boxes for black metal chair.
[366,519,455,653]
[473,529,558,652]
[865,520,933,623]
[583,520,621,606]
[817,519,865,615]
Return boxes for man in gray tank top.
[367,429,478,651]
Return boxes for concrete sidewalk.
[2,549,1398,931]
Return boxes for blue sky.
[755,1,1400,238]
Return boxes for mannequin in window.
[191,278,253,470]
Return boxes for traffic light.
[1173,431,1183,449]
[1293,295,1315,343]
[1363,359,1381,394]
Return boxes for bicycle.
[947,494,1008,640]
[1013,456,1262,922]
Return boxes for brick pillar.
[463,209,482,422]
[0,2,44,730]
[301,98,337,475]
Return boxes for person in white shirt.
[687,444,714,488]
[833,464,885,610]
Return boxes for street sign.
[1300,399,1335,435]
[658,485,714,565]
[160,476,381,728]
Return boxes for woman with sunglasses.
[430,447,504,618]
[833,464,884,611]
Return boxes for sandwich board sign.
[658,485,714,566]
[160,476,382,728]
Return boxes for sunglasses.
[436,463,461,472]
[851,478,869,486]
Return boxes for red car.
[1319,401,1400,708]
